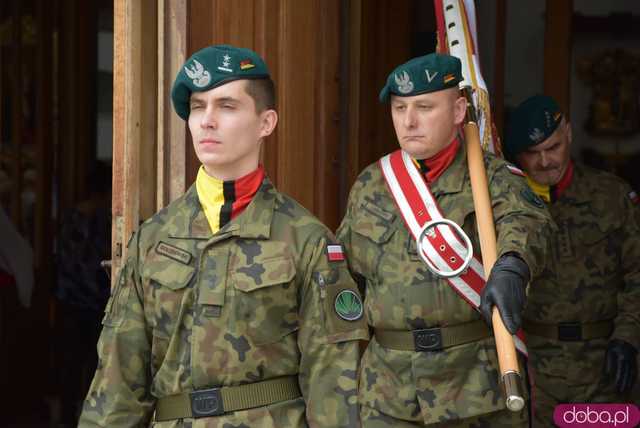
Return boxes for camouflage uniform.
[79,178,369,427]
[337,143,555,427]
[524,163,640,427]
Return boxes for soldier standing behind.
[337,53,555,427]
[504,95,640,427]
[79,44,368,427]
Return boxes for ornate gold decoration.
[577,49,640,136]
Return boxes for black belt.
[523,319,613,341]
[374,320,491,352]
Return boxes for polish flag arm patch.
[628,190,639,205]
[327,244,345,262]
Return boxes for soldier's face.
[188,80,277,180]
[390,88,466,159]
[516,120,572,186]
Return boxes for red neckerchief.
[414,138,460,184]
[552,160,574,202]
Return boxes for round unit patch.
[334,289,364,321]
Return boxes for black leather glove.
[604,339,638,394]
[479,253,529,335]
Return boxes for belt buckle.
[557,322,582,341]
[413,328,443,352]
[190,387,224,418]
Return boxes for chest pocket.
[148,262,195,290]
[231,255,298,346]
[349,202,397,282]
[408,194,477,263]
[576,208,616,245]
[435,192,476,229]
[352,201,396,244]
[143,260,195,338]
[575,219,619,279]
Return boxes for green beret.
[171,44,270,120]
[504,95,563,162]
[379,53,462,102]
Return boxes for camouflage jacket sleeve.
[489,160,556,281]
[612,189,640,349]
[335,174,366,280]
[297,231,369,428]
[78,231,154,427]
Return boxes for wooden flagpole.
[462,87,524,411]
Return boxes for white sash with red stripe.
[379,149,527,355]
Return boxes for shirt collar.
[170,176,277,241]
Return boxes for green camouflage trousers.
[530,365,631,428]
[527,336,637,427]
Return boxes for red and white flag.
[327,244,345,262]
[434,0,501,156]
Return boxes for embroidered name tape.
[156,241,192,265]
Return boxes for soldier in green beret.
[504,94,640,426]
[337,53,554,426]
[79,44,368,427]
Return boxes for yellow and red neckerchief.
[412,137,460,184]
[196,165,265,234]
[526,160,574,204]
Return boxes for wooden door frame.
[112,0,187,283]
[544,0,573,116]
[157,0,188,210]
